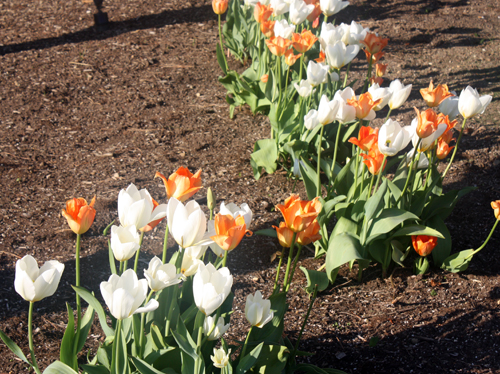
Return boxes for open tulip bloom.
[144,256,182,292]
[110,224,141,262]
[378,119,414,156]
[203,315,230,341]
[458,85,492,119]
[118,184,167,231]
[245,290,274,328]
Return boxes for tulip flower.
[203,315,230,341]
[439,94,459,120]
[270,0,290,16]
[292,30,318,53]
[340,20,369,46]
[405,148,429,169]
[61,196,96,235]
[110,225,141,262]
[368,83,392,111]
[289,0,315,25]
[414,107,441,139]
[273,221,295,248]
[15,255,65,302]
[193,263,233,315]
[348,125,379,152]
[319,0,348,16]
[260,74,269,83]
[317,94,340,125]
[266,36,292,56]
[378,119,414,156]
[155,167,202,203]
[274,19,296,39]
[144,256,181,292]
[412,235,438,257]
[436,138,454,160]
[219,201,253,227]
[361,32,389,54]
[100,269,159,320]
[347,92,382,121]
[245,0,260,6]
[294,80,315,97]
[361,147,386,175]
[118,184,167,231]
[325,40,360,70]
[293,158,304,178]
[141,197,166,232]
[305,0,322,22]
[167,197,211,249]
[388,79,412,110]
[245,290,274,327]
[212,0,228,14]
[210,214,251,252]
[181,245,206,276]
[318,23,343,50]
[364,50,385,64]
[276,194,322,233]
[254,2,273,23]
[306,60,328,86]
[284,49,302,66]
[375,63,388,77]
[410,117,447,153]
[420,80,453,108]
[296,220,321,246]
[333,87,357,124]
[491,200,500,220]
[458,86,492,119]
[260,20,276,38]
[211,347,231,368]
[304,109,320,130]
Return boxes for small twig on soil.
[69,61,93,67]
[0,251,22,259]
[160,64,195,69]
[336,311,363,320]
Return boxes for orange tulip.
[412,235,438,257]
[370,77,384,86]
[211,214,252,251]
[437,113,458,134]
[291,30,318,53]
[62,196,96,235]
[266,36,292,57]
[348,126,379,152]
[305,0,321,22]
[414,107,440,139]
[141,198,166,232]
[296,220,321,246]
[375,63,387,77]
[260,20,275,38]
[420,80,454,108]
[276,194,322,233]
[273,222,295,248]
[361,32,389,54]
[260,74,269,83]
[155,167,202,202]
[364,50,385,64]
[436,138,454,160]
[347,92,382,120]
[212,0,228,14]
[254,2,273,23]
[491,200,500,220]
[284,49,301,66]
[315,51,326,63]
[361,146,386,175]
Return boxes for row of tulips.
[1,166,343,374]
[212,0,497,279]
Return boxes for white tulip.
[100,269,159,320]
[388,80,412,110]
[181,245,206,276]
[368,83,392,111]
[304,109,320,130]
[167,198,211,249]
[317,94,340,125]
[270,0,290,16]
[333,87,356,123]
[110,225,141,262]
[325,41,359,70]
[340,21,369,46]
[14,255,64,302]
[319,0,349,16]
[144,256,181,292]
[289,0,315,25]
[458,86,492,119]
[245,290,274,328]
[274,20,295,39]
[203,315,230,341]
[318,22,343,50]
[219,201,253,228]
[306,61,328,87]
[378,119,414,156]
[244,0,260,6]
[406,148,429,169]
[439,94,459,120]
[293,158,304,177]
[294,80,315,98]
[118,184,167,231]
[193,263,233,316]
[211,347,231,369]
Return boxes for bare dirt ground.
[1,0,499,372]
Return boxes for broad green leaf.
[108,239,117,275]
[299,157,319,200]
[421,187,476,221]
[72,286,114,337]
[251,345,289,374]
[364,179,387,223]
[42,361,79,374]
[391,239,409,267]
[264,70,277,102]
[316,195,346,227]
[0,328,30,366]
[441,249,475,273]
[235,342,264,374]
[77,305,95,354]
[299,267,329,294]
[216,43,227,75]
[60,303,77,370]
[80,364,110,374]
[326,233,366,281]
[172,319,198,360]
[368,240,390,269]
[111,322,130,374]
[366,209,419,245]
[250,139,278,180]
[426,215,452,267]
[331,216,358,238]
[391,224,444,239]
[130,356,167,374]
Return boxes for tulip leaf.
[72,286,115,337]
[299,157,318,201]
[102,220,115,236]
[235,342,264,374]
[299,267,329,294]
[130,356,168,374]
[249,344,289,374]
[111,321,131,374]
[365,209,419,245]
[216,42,227,76]
[364,179,387,224]
[250,139,278,180]
[391,239,410,267]
[108,239,117,275]
[172,319,198,360]
[42,360,79,374]
[60,303,77,370]
[391,224,444,239]
[80,364,110,374]
[0,328,31,366]
[76,304,95,354]
[254,229,278,238]
[368,240,390,270]
[441,249,475,273]
[326,232,366,281]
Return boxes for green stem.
[75,233,82,332]
[442,117,467,179]
[316,125,325,197]
[162,224,169,264]
[273,248,285,294]
[293,285,317,354]
[114,319,123,374]
[397,139,422,205]
[134,231,145,273]
[330,121,342,180]
[361,55,373,94]
[374,155,387,193]
[298,54,305,83]
[28,302,41,374]
[342,62,351,89]
[282,233,297,293]
[368,173,376,198]
[222,249,228,268]
[286,245,303,293]
[139,290,154,358]
[218,14,228,71]
[240,326,254,358]
[385,108,392,121]
[469,220,499,256]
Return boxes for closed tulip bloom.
[436,138,454,160]
[144,256,181,292]
[420,80,453,108]
[274,19,296,39]
[439,94,459,120]
[405,148,429,169]
[334,97,356,124]
[304,109,320,130]
[318,95,340,125]
[203,315,230,341]
[270,0,290,16]
[491,200,500,220]
[292,30,318,53]
[364,50,385,64]
[167,198,210,249]
[245,290,274,328]
[254,2,274,22]
[325,40,360,70]
[100,269,159,320]
[273,221,295,247]
[110,225,141,262]
[62,196,96,235]
[340,20,369,46]
[266,36,292,56]
[276,194,322,233]
[414,107,440,139]
[141,197,166,232]
[296,220,321,246]
[181,245,206,276]
[318,23,343,50]
[375,63,387,77]
[305,0,322,22]
[412,235,438,257]
[260,74,269,83]
[289,0,315,25]
[378,119,414,156]
[361,32,389,54]
[211,214,251,251]
[294,80,315,98]
[347,92,382,120]
[284,49,302,66]
[155,167,202,203]
[118,184,167,231]
[306,60,328,87]
[458,86,492,119]
[348,125,379,152]
[410,117,447,152]
[260,20,276,38]
[212,0,228,14]
[193,263,233,315]
[388,79,412,110]
[319,0,348,16]
[219,201,253,227]
[15,255,64,302]
[368,83,392,111]
[211,348,231,369]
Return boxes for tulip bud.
[207,187,215,211]
[412,235,438,257]
[245,290,274,328]
[61,196,96,235]
[212,0,228,14]
[491,200,500,220]
[260,74,269,83]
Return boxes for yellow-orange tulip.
[254,3,273,23]
[420,80,454,108]
[155,167,202,202]
[361,32,389,54]
[211,214,252,251]
[364,50,385,64]
[212,0,228,15]
[361,146,386,176]
[347,92,382,120]
[284,49,301,66]
[436,139,454,160]
[291,30,318,54]
[305,0,321,22]
[275,194,322,233]
[260,20,275,38]
[273,222,295,248]
[370,77,384,86]
[315,51,326,63]
[296,220,321,246]
[266,36,292,57]
[62,196,96,235]
[375,63,387,77]
[348,126,379,152]
[491,200,500,220]
[412,235,438,257]
[414,107,440,139]
[260,74,269,83]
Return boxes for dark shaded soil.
[1,0,499,372]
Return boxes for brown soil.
[1,0,499,373]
